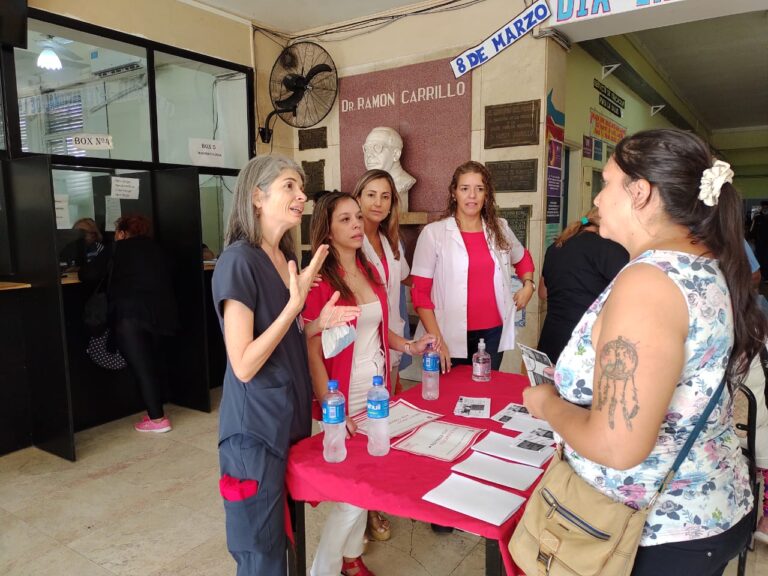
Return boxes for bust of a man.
[362,126,416,212]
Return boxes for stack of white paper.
[451,452,543,491]
[471,431,555,468]
[423,473,526,526]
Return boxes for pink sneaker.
[134,415,172,433]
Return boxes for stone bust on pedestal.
[362,126,416,212]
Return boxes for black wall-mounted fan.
[258,41,338,143]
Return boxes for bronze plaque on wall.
[484,100,541,148]
[487,159,538,192]
[299,127,328,150]
[499,206,531,248]
[301,160,325,195]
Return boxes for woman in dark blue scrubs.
[212,155,359,576]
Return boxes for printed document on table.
[352,399,442,438]
[491,402,547,433]
[518,343,555,387]
[423,473,525,526]
[453,396,491,418]
[491,402,534,424]
[471,431,555,468]
[451,451,543,491]
[392,421,484,462]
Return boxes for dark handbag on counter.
[86,329,126,371]
[509,377,727,576]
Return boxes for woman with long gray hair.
[212,155,359,576]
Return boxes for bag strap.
[649,375,727,506]
[86,243,116,299]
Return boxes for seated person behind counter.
[203,243,217,261]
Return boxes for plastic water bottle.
[367,375,390,456]
[422,342,440,400]
[322,380,347,463]
[472,338,491,382]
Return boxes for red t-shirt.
[461,231,502,330]
[302,260,391,420]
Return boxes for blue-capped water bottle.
[367,375,390,456]
[322,380,347,463]
[422,342,440,400]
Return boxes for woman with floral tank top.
[524,129,767,576]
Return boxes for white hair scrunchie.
[698,159,734,207]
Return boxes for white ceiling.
[628,11,768,131]
[193,0,422,33]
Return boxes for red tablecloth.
[286,365,538,576]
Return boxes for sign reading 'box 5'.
[449,0,551,79]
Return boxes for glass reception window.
[0,86,5,150]
[155,52,248,170]
[15,20,151,161]
[0,68,5,149]
[199,174,236,257]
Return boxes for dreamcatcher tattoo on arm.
[596,336,639,430]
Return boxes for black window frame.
[0,8,255,177]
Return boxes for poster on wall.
[545,223,560,249]
[593,139,603,162]
[546,197,561,224]
[545,89,566,229]
[583,135,593,158]
[589,108,627,144]
[339,58,471,214]
[547,167,562,198]
[547,139,562,168]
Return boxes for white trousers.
[310,503,367,576]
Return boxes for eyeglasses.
[363,143,388,155]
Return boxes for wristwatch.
[523,278,536,291]
[404,340,416,354]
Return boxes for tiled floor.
[1,387,766,576]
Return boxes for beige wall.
[563,44,677,222]
[30,0,252,66]
[273,0,565,370]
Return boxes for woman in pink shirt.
[411,161,535,373]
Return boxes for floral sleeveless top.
[555,250,752,546]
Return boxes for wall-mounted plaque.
[498,205,531,248]
[487,159,538,192]
[484,100,540,148]
[301,160,325,195]
[299,127,328,150]
[301,215,312,246]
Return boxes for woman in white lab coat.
[411,160,535,373]
[353,170,411,384]
[352,169,410,543]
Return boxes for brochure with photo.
[453,396,491,419]
[518,343,555,387]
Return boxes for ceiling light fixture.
[37,48,62,71]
